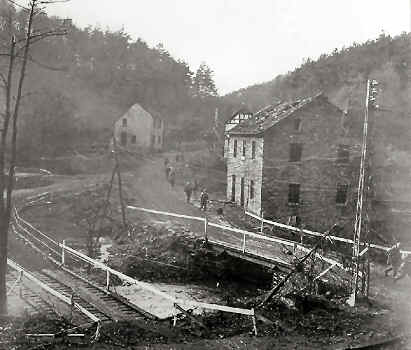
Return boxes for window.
[337,145,349,164]
[122,118,127,127]
[157,135,161,144]
[242,140,246,157]
[120,132,127,146]
[336,184,348,204]
[288,183,300,204]
[250,180,255,199]
[252,141,256,159]
[294,118,302,132]
[131,135,136,144]
[289,143,303,162]
[233,139,237,157]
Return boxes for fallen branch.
[257,225,337,308]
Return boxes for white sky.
[46,0,410,95]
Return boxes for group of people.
[384,242,411,282]
[164,157,209,211]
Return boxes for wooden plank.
[127,205,205,222]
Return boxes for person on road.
[200,188,209,211]
[394,256,411,283]
[385,242,402,278]
[165,165,171,179]
[168,167,176,188]
[184,181,193,203]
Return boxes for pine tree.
[194,62,218,98]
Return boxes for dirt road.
[124,155,292,265]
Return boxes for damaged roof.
[228,92,324,135]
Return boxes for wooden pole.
[204,216,208,244]
[106,270,110,291]
[251,308,258,336]
[366,242,371,297]
[260,210,264,234]
[112,133,127,228]
[62,240,66,265]
[242,232,246,253]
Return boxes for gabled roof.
[225,107,253,125]
[228,92,325,135]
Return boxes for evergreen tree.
[194,62,218,98]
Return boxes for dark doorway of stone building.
[231,175,236,202]
[240,177,245,206]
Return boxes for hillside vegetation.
[224,32,411,152]
[0,1,224,162]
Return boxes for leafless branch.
[6,0,30,11]
[39,0,70,4]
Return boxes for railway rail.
[11,206,159,323]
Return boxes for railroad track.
[11,210,158,323]
[6,269,54,317]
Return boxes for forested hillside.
[0,1,224,161]
[224,32,411,153]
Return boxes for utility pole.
[111,132,127,229]
[351,79,378,306]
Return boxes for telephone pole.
[351,79,379,306]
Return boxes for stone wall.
[261,96,362,237]
[226,135,264,215]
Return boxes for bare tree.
[71,186,114,263]
[0,0,68,315]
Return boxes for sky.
[46,0,410,95]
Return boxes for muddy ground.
[4,152,411,349]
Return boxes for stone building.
[226,93,362,234]
[114,103,164,152]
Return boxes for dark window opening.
[336,184,348,204]
[252,141,256,159]
[231,175,236,202]
[289,143,303,162]
[242,140,246,157]
[250,180,255,199]
[288,183,300,204]
[294,118,302,132]
[240,177,245,206]
[337,145,350,164]
[120,132,127,146]
[122,118,127,127]
[131,135,136,144]
[233,139,237,157]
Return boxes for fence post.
[204,216,208,244]
[251,308,258,336]
[260,210,264,234]
[62,240,66,265]
[242,232,246,253]
[106,270,110,291]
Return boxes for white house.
[114,103,164,152]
